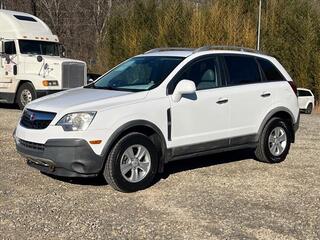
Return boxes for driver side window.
[169,56,222,93]
[5,41,16,55]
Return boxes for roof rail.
[145,48,195,54]
[193,45,262,54]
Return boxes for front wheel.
[103,132,159,192]
[16,83,36,109]
[255,117,291,163]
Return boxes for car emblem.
[29,113,36,121]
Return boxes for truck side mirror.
[0,41,4,54]
[5,55,10,64]
[37,55,43,62]
[61,45,66,57]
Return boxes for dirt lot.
[0,105,319,240]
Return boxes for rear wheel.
[306,103,313,114]
[16,83,36,110]
[255,117,291,163]
[103,132,159,192]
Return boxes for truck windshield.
[89,56,184,92]
[19,40,60,56]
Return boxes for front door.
[168,56,230,155]
[0,40,17,87]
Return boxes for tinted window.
[14,15,37,22]
[173,57,221,91]
[19,40,60,56]
[4,41,16,55]
[258,58,284,81]
[224,56,261,85]
[298,90,312,97]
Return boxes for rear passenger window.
[224,56,261,85]
[257,58,284,81]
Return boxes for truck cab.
[0,10,87,109]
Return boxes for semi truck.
[0,9,87,109]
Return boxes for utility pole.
[257,0,262,50]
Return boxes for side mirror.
[0,41,4,54]
[172,79,196,102]
[37,55,43,62]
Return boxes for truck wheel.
[103,132,159,192]
[306,103,313,114]
[255,117,291,163]
[16,83,36,109]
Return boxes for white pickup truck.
[0,9,87,109]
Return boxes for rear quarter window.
[257,58,285,81]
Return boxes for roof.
[0,9,58,42]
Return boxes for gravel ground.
[0,105,319,240]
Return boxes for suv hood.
[27,87,148,113]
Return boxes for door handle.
[261,92,271,98]
[216,98,228,104]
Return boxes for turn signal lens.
[89,140,102,145]
[43,80,58,86]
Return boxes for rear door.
[222,55,275,143]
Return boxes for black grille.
[20,109,56,130]
[18,139,44,151]
[62,62,85,89]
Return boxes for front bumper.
[15,137,104,177]
[36,90,62,99]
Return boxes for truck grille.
[20,109,56,130]
[62,62,85,89]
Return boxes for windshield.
[19,40,60,56]
[90,56,184,92]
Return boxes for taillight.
[288,81,298,96]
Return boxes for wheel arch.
[101,120,168,173]
[258,107,296,143]
[14,80,36,101]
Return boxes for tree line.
[1,0,320,101]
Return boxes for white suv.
[14,47,300,192]
[297,88,315,114]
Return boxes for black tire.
[16,83,36,110]
[306,103,313,114]
[255,117,291,163]
[103,132,159,192]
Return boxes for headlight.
[57,112,96,131]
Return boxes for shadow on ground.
[0,103,19,110]
[43,149,254,187]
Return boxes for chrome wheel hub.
[20,89,33,106]
[120,144,151,183]
[268,127,287,156]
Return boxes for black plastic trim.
[0,92,15,103]
[257,107,296,142]
[167,108,172,141]
[170,134,258,161]
[101,120,168,164]
[16,138,103,177]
